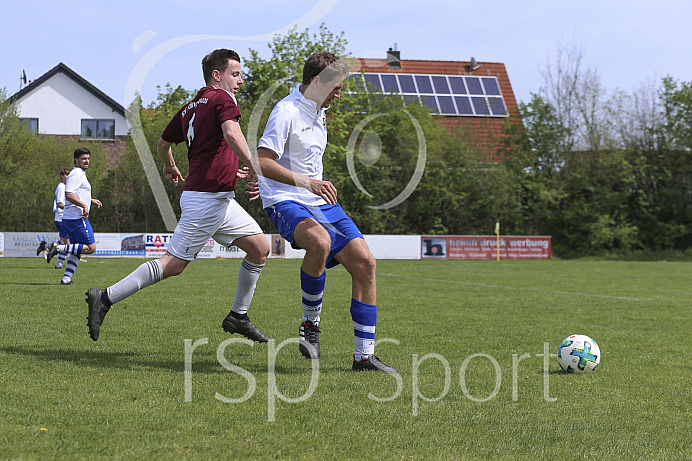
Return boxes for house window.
[19,118,38,135]
[81,119,115,139]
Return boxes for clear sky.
[2,0,691,108]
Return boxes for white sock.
[231,259,264,315]
[106,259,163,304]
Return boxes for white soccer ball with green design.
[557,334,601,373]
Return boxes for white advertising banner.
[2,232,58,258]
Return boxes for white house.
[10,63,128,165]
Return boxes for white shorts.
[167,190,263,261]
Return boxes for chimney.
[387,44,401,70]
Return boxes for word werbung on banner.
[421,236,551,260]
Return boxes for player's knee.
[82,244,97,255]
[306,235,331,257]
[359,253,376,277]
[164,265,185,278]
[247,243,270,264]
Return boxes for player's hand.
[91,199,102,208]
[309,179,337,205]
[163,164,185,186]
[244,172,261,201]
[82,208,90,219]
[237,166,254,180]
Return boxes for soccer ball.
[557,334,601,373]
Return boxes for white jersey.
[257,86,328,208]
[53,182,65,222]
[63,166,91,220]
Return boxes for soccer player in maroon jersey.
[85,49,270,343]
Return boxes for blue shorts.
[54,221,69,240]
[265,201,363,268]
[61,218,96,245]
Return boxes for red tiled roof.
[350,58,523,162]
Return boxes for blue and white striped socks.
[57,243,84,256]
[301,269,325,324]
[351,299,377,361]
[61,254,80,284]
[55,246,67,268]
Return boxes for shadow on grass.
[0,345,314,375]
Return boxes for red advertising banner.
[421,235,551,260]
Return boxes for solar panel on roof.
[455,96,473,115]
[398,75,416,93]
[488,97,507,116]
[437,96,455,114]
[482,77,501,96]
[466,77,483,95]
[347,72,508,118]
[448,77,466,94]
[380,74,398,93]
[419,95,437,113]
[432,76,450,94]
[415,75,434,94]
[363,74,381,91]
[471,97,490,115]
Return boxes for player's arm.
[157,138,184,186]
[221,118,257,173]
[256,148,337,205]
[56,186,65,209]
[65,192,89,218]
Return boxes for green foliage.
[0,89,109,231]
[239,23,348,116]
[2,23,692,257]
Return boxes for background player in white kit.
[84,49,271,343]
[46,148,102,285]
[37,168,71,268]
[256,52,398,373]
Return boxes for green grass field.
[0,257,689,460]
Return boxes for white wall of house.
[15,72,127,136]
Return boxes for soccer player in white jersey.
[256,52,398,373]
[37,168,71,268]
[46,148,102,284]
[83,49,270,343]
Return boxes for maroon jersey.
[161,87,242,192]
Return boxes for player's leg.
[334,237,376,305]
[85,252,189,341]
[292,218,332,358]
[85,190,206,341]
[52,219,92,284]
[55,229,70,269]
[215,199,271,342]
[334,235,398,374]
[266,202,330,358]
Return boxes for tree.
[0,88,109,232]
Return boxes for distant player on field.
[84,49,271,343]
[46,148,102,284]
[256,52,398,373]
[37,168,71,268]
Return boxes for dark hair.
[74,147,91,159]
[202,49,241,84]
[60,168,71,176]
[302,52,349,85]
